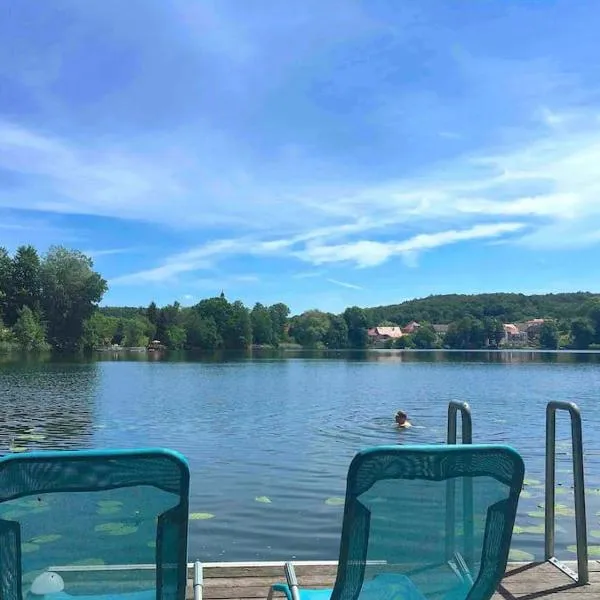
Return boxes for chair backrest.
[331,445,524,600]
[0,448,190,600]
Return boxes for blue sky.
[1,1,600,314]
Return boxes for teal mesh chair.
[270,445,524,600]
[0,448,190,600]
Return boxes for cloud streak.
[327,278,364,290]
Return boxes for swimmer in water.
[395,410,412,429]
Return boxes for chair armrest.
[268,563,300,600]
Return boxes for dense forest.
[2,245,600,352]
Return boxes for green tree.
[325,315,349,349]
[184,313,221,350]
[195,296,233,333]
[223,301,252,349]
[394,335,415,349]
[570,318,595,350]
[412,323,437,349]
[290,310,331,348]
[269,303,290,342]
[156,302,182,342]
[444,316,486,349]
[583,299,600,344]
[483,317,505,348]
[13,306,48,350]
[122,317,152,347]
[40,247,107,350]
[146,301,158,327]
[6,245,42,325]
[343,306,368,348]
[165,325,187,349]
[0,247,12,321]
[539,321,560,350]
[82,312,119,348]
[251,303,275,345]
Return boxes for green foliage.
[5,245,41,326]
[40,247,108,350]
[444,316,486,349]
[539,321,560,350]
[366,292,598,326]
[82,313,120,349]
[290,310,331,348]
[251,303,275,345]
[0,247,11,321]
[394,335,415,349]
[412,323,438,349]
[121,316,153,347]
[343,306,368,348]
[269,303,290,342]
[570,318,595,350]
[165,325,186,349]
[13,307,48,351]
[146,302,158,326]
[325,315,349,349]
[483,317,505,348]
[184,313,221,350]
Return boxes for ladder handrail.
[447,400,473,444]
[446,401,473,569]
[545,401,588,585]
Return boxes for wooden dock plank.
[188,561,600,600]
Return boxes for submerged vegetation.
[2,245,600,352]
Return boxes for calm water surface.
[1,350,600,563]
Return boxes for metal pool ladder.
[545,401,588,585]
[446,401,473,570]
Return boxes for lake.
[1,349,600,563]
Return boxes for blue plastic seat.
[270,444,524,600]
[0,448,190,600]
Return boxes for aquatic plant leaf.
[31,534,62,544]
[567,545,600,557]
[94,522,124,532]
[9,446,28,453]
[508,549,535,561]
[586,488,600,496]
[97,500,123,508]
[22,543,40,553]
[590,530,600,540]
[255,496,272,504]
[107,525,138,536]
[16,434,46,442]
[523,478,541,487]
[325,497,345,506]
[527,511,546,519]
[97,506,121,515]
[520,490,533,499]
[190,512,215,520]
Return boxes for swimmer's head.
[395,410,408,425]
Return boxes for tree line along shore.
[1,245,600,353]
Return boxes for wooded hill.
[363,292,599,326]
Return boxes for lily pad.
[523,478,542,487]
[9,446,28,453]
[586,488,600,496]
[554,487,570,496]
[97,500,123,507]
[325,497,345,506]
[567,545,600,557]
[590,530,600,540]
[509,549,535,562]
[95,523,123,533]
[513,524,545,535]
[106,525,138,536]
[520,490,533,499]
[16,433,46,442]
[22,543,40,553]
[31,534,62,544]
[255,496,272,504]
[535,503,575,517]
[189,513,215,520]
[527,511,546,519]
[97,506,121,515]
[73,558,106,566]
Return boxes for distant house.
[402,321,420,334]
[432,324,449,336]
[501,323,529,345]
[367,327,404,343]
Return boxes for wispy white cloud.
[327,278,364,290]
[83,248,140,259]
[298,223,525,268]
